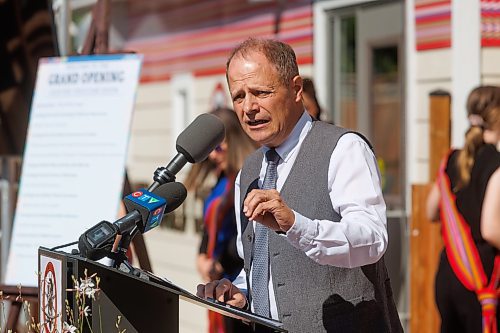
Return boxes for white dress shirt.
[232,112,388,319]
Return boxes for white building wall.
[451,0,481,149]
[127,74,229,185]
[193,75,231,115]
[482,49,500,84]
[412,49,452,184]
[127,81,174,185]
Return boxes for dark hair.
[226,38,299,86]
[456,85,500,189]
[302,77,321,119]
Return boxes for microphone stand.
[112,226,141,275]
[149,153,188,191]
[111,163,177,263]
[112,154,189,271]
[110,161,179,268]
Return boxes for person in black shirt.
[427,85,500,333]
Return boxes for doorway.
[324,0,407,326]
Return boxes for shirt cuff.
[286,211,318,248]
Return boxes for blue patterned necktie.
[252,148,280,317]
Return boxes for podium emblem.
[40,257,62,333]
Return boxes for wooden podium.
[38,247,286,333]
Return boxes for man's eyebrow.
[249,83,275,89]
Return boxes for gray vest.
[240,121,402,333]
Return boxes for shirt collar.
[264,111,312,163]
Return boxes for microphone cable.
[50,240,78,251]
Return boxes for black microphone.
[78,182,187,261]
[150,113,225,191]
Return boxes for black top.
[445,144,499,274]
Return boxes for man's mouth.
[247,119,269,126]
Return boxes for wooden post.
[409,184,443,333]
[409,90,451,333]
[94,0,110,53]
[81,0,110,55]
[429,90,451,180]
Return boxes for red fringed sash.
[437,153,500,333]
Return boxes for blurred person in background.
[427,85,500,333]
[186,107,257,333]
[302,77,322,120]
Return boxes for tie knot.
[265,148,280,164]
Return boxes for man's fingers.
[250,201,273,220]
[244,189,278,216]
[198,279,246,308]
[251,198,283,219]
[203,280,219,299]
[249,202,264,219]
[215,278,232,302]
[198,279,235,302]
[243,191,262,216]
[196,284,205,298]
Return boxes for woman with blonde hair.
[185,107,257,333]
[427,85,500,333]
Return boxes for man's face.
[227,51,302,147]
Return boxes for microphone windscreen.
[176,113,225,163]
[153,182,187,214]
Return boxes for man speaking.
[197,38,402,333]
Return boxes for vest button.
[247,235,253,242]
[272,252,279,257]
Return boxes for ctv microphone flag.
[124,189,167,233]
[77,188,167,262]
[78,181,187,261]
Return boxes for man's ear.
[292,75,303,103]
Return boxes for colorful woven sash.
[437,154,500,333]
[204,175,235,333]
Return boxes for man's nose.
[243,94,258,114]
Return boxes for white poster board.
[5,54,143,286]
